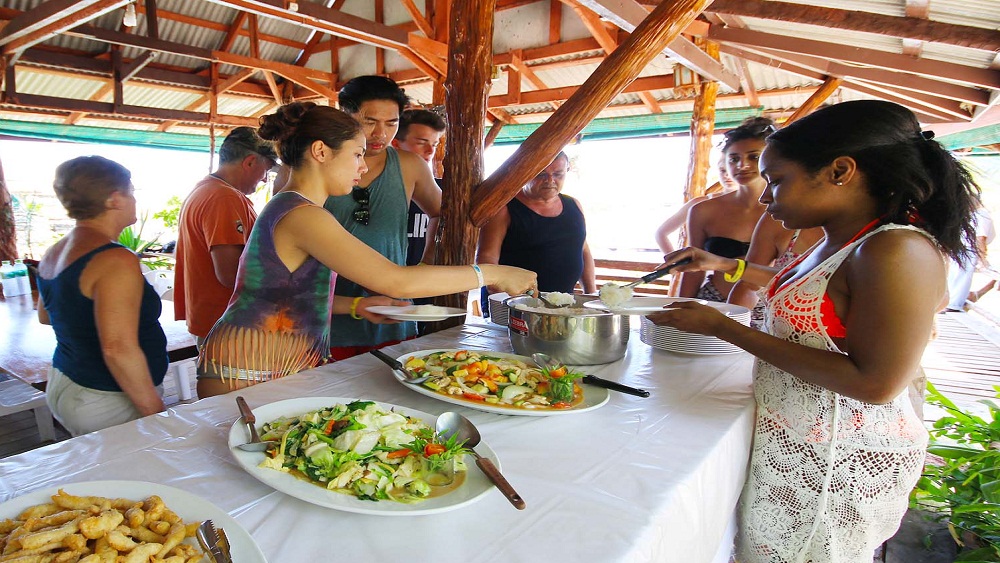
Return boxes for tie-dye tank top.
[199,191,335,383]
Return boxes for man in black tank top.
[393,108,447,267]
[477,151,596,301]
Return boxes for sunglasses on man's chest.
[352,187,370,225]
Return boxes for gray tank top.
[323,147,416,346]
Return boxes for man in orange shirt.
[174,127,277,342]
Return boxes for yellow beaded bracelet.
[724,259,747,283]
[350,296,364,320]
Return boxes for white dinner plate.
[365,305,467,322]
[0,480,266,562]
[228,397,497,516]
[584,296,708,314]
[392,349,610,416]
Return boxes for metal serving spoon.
[436,412,525,510]
[235,396,278,452]
[370,349,433,384]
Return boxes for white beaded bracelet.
[471,264,485,288]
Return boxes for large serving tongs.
[196,519,233,563]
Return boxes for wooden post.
[0,154,16,263]
[429,0,497,328]
[684,38,720,202]
[784,76,842,124]
[470,0,713,226]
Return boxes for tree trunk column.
[684,38,719,202]
[429,0,497,328]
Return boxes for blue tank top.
[37,243,167,391]
[200,192,335,377]
[323,147,417,346]
[500,195,586,293]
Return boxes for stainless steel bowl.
[505,295,629,365]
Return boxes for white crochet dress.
[736,224,929,563]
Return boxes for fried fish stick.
[121,543,161,563]
[156,523,185,558]
[79,511,123,541]
[50,492,125,513]
[16,505,58,521]
[19,518,82,550]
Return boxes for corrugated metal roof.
[0,0,997,146]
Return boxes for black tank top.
[499,195,586,293]
[704,236,750,259]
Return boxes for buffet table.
[0,323,755,563]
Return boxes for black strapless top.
[703,236,750,259]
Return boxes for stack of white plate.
[639,302,751,355]
[488,292,510,326]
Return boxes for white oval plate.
[584,296,708,314]
[392,349,610,417]
[365,305,467,322]
[0,480,266,562]
[228,397,496,516]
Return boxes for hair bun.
[258,102,317,143]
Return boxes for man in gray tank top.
[323,76,443,360]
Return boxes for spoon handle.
[236,396,262,443]
[475,454,526,510]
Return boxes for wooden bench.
[0,377,56,442]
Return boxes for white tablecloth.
[0,324,755,562]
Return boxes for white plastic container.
[0,261,18,297]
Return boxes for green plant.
[911,381,1000,561]
[152,196,182,230]
[119,211,171,270]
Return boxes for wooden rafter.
[399,0,434,38]
[574,0,741,90]
[563,0,617,54]
[488,73,674,108]
[783,76,842,124]
[709,26,1000,90]
[203,0,408,50]
[707,0,999,52]
[0,0,131,58]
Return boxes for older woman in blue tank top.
[36,156,168,436]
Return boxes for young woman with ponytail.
[648,100,980,562]
[196,103,536,398]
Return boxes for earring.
[834,180,843,186]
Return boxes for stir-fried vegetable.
[257,400,468,503]
[405,350,584,409]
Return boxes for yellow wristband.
[350,296,364,320]
[724,259,747,283]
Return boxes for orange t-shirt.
[174,176,256,337]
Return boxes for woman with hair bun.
[650,100,980,562]
[676,116,775,301]
[37,156,167,435]
[196,102,536,398]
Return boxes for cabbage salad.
[258,401,468,502]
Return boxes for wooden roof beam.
[2,92,258,126]
[218,11,248,53]
[473,0,713,226]
[573,0,741,90]
[720,44,963,122]
[562,0,618,54]
[708,0,999,52]
[783,76,841,124]
[709,26,1000,90]
[399,0,434,38]
[0,0,131,58]
[488,73,675,108]
[203,0,409,50]
[746,46,990,106]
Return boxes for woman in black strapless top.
[676,117,773,301]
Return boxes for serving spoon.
[235,396,278,452]
[436,412,525,510]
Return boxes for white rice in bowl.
[541,291,576,307]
